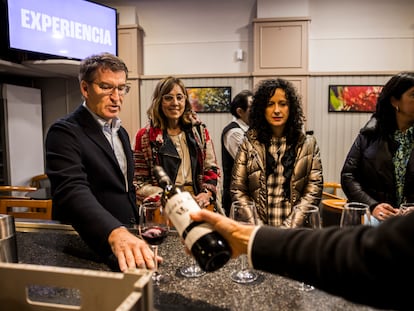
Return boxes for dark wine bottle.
[153,165,231,272]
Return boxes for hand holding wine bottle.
[153,165,232,272]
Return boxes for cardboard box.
[0,262,153,311]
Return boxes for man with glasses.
[45,52,159,272]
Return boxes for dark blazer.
[45,105,138,258]
[251,212,414,311]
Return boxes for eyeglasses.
[92,82,131,96]
[162,94,186,103]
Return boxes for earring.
[396,106,400,112]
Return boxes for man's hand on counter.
[108,226,163,272]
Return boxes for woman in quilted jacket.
[231,78,323,227]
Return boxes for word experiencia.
[20,8,113,46]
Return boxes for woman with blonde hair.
[134,76,220,210]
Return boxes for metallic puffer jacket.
[230,130,323,227]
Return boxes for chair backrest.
[0,198,52,220]
[30,174,51,189]
[0,186,37,199]
[322,182,344,200]
[320,199,347,227]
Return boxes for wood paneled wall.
[307,74,393,184]
[139,76,252,173]
[139,74,394,187]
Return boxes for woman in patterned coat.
[133,76,220,210]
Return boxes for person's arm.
[191,209,414,311]
[283,136,323,227]
[133,127,163,203]
[224,127,245,159]
[197,125,220,200]
[341,133,378,208]
[230,139,255,203]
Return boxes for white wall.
[307,75,393,183]
[257,0,414,72]
[104,0,256,75]
[3,84,44,185]
[84,0,414,185]
[104,0,414,74]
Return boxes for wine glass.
[179,199,207,278]
[229,200,259,284]
[180,256,207,278]
[290,204,321,291]
[139,201,170,284]
[340,202,371,227]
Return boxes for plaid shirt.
[266,137,290,226]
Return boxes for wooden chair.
[0,198,52,220]
[320,182,347,227]
[30,174,50,189]
[321,198,347,227]
[0,186,37,199]
[0,182,52,220]
[322,182,344,200]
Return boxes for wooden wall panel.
[307,75,392,184]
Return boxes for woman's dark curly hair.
[249,78,305,145]
[374,72,414,137]
[249,78,305,198]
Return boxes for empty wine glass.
[340,202,371,227]
[290,204,321,291]
[139,201,170,284]
[229,200,259,284]
[179,199,207,278]
[180,257,206,278]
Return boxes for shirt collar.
[235,118,249,132]
[83,102,121,131]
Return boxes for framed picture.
[186,87,232,113]
[329,85,383,112]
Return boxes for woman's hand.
[373,203,399,221]
[195,190,212,208]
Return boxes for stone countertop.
[15,223,391,311]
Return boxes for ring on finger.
[379,212,384,217]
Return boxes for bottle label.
[165,191,213,248]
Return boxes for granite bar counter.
[15,221,392,311]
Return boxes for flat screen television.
[6,0,117,61]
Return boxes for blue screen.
[7,0,117,60]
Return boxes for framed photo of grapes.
[186,87,232,113]
[328,85,383,112]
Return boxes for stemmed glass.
[290,204,321,291]
[340,202,371,227]
[179,199,207,278]
[139,201,170,284]
[229,200,259,284]
[180,255,207,278]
